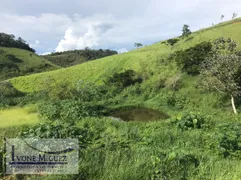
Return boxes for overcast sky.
[0,0,240,54]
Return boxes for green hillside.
[0,47,60,80]
[43,48,118,67]
[9,18,241,94]
[1,18,241,179]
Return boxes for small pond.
[109,107,169,122]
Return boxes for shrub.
[165,75,182,91]
[151,151,199,180]
[174,112,207,130]
[166,93,188,109]
[155,78,166,90]
[45,81,73,100]
[173,41,213,75]
[20,122,94,149]
[105,70,143,90]
[6,54,23,63]
[0,97,16,108]
[166,38,179,46]
[60,100,108,120]
[161,41,168,45]
[0,82,24,98]
[42,79,113,101]
[38,100,109,121]
[72,80,111,102]
[214,123,241,158]
[38,101,61,120]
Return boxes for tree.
[221,15,224,21]
[0,32,35,52]
[106,70,142,90]
[200,38,241,114]
[134,43,143,48]
[17,37,26,43]
[232,13,238,20]
[182,25,191,38]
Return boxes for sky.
[0,0,240,54]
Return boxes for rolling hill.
[8,18,241,92]
[0,47,60,81]
[3,18,240,120]
[42,48,118,67]
[1,18,241,180]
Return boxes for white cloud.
[30,39,42,48]
[117,48,128,54]
[40,52,51,55]
[55,23,113,52]
[0,0,241,54]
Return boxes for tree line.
[0,32,35,53]
[43,47,118,67]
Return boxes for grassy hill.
[5,18,241,120]
[8,18,241,93]
[0,47,60,80]
[1,18,241,179]
[42,49,118,67]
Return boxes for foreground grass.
[3,117,239,180]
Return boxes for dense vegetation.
[0,32,35,53]
[43,48,118,67]
[172,41,213,75]
[0,47,59,80]
[0,33,58,80]
[1,18,241,179]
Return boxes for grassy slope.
[7,18,241,119]
[43,53,89,67]
[42,49,117,68]
[2,18,241,180]
[8,18,241,92]
[0,47,60,80]
[0,106,39,128]
[42,52,99,68]
[0,106,39,147]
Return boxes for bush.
[166,38,179,46]
[0,97,16,108]
[38,101,61,120]
[6,54,23,63]
[72,80,111,102]
[38,100,109,121]
[0,82,25,108]
[166,93,188,109]
[155,78,166,90]
[20,122,94,149]
[174,112,207,130]
[173,41,213,75]
[43,80,73,100]
[0,81,24,98]
[151,151,199,180]
[60,100,108,120]
[214,123,241,158]
[106,70,143,90]
[165,75,182,91]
